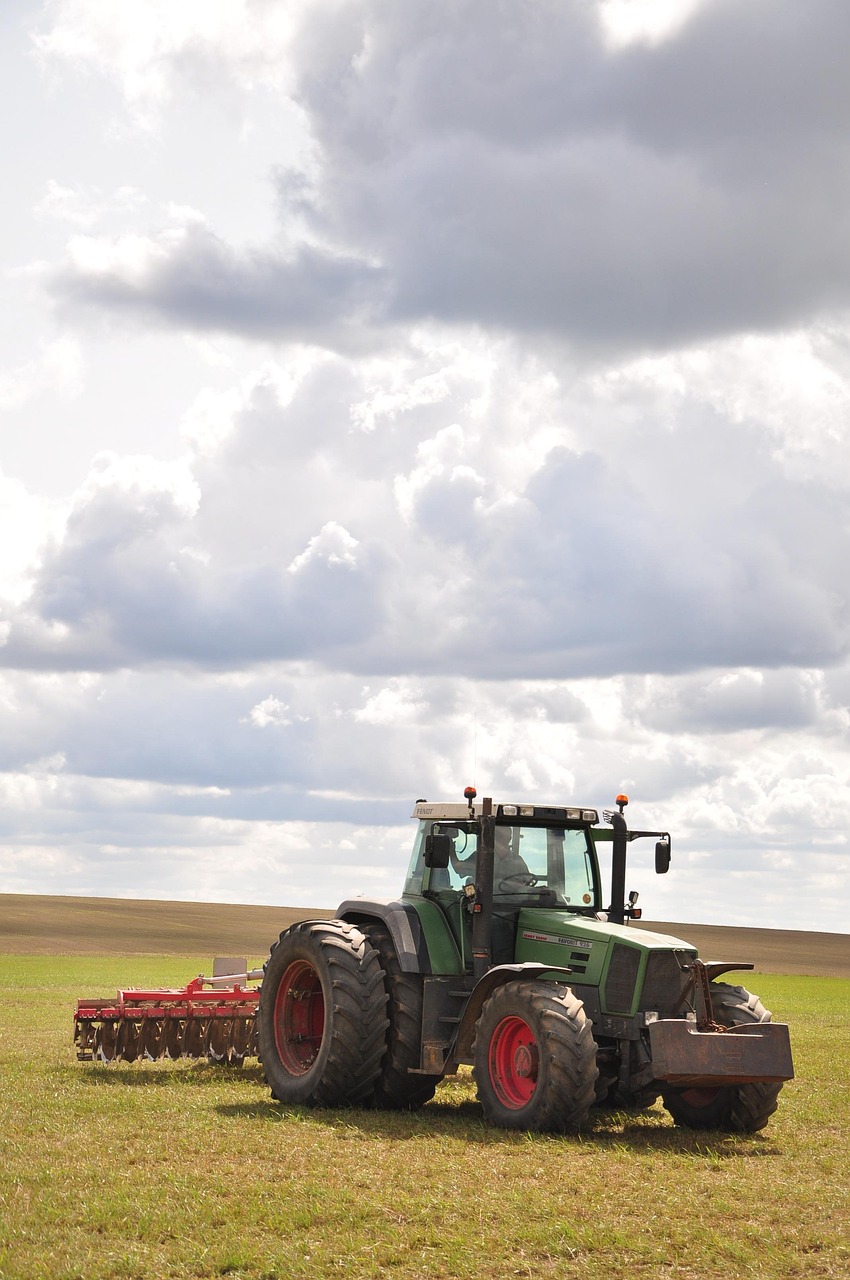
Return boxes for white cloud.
[2,332,850,681]
[599,0,703,49]
[0,474,55,606]
[246,696,292,728]
[287,521,360,574]
[0,337,83,410]
[35,180,146,228]
[32,0,304,124]
[352,681,426,726]
[0,663,847,928]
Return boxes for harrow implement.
[74,959,262,1065]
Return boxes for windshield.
[404,820,599,910]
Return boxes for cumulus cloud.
[0,663,848,927]
[4,335,850,680]
[39,0,850,353]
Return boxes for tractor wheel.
[661,984,784,1133]
[360,921,442,1110]
[258,919,388,1108]
[473,981,598,1132]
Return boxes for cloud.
[35,180,146,229]
[51,217,385,342]
[32,0,304,123]
[627,669,847,736]
[0,662,847,928]
[36,1,850,354]
[0,337,83,410]
[4,333,850,679]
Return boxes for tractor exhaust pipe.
[472,801,495,980]
[608,800,629,926]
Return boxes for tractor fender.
[702,962,755,980]
[454,962,574,1061]
[336,898,461,975]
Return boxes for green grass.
[0,960,847,1279]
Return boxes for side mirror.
[655,839,671,875]
[425,829,453,869]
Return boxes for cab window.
[404,821,598,910]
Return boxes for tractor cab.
[403,796,604,967]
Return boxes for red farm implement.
[74,960,261,1065]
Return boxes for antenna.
[472,708,477,791]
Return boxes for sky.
[2,0,850,936]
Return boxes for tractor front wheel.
[661,984,784,1133]
[258,920,388,1107]
[473,981,598,1132]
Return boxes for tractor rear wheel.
[661,984,784,1133]
[360,921,443,1110]
[473,981,598,1132]
[258,919,388,1107]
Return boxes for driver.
[494,827,532,882]
[450,826,531,883]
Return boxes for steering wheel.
[498,873,540,891]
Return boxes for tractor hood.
[516,910,697,954]
[514,909,698,1009]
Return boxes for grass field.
[0,900,848,1278]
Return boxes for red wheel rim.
[679,1087,720,1108]
[488,1014,539,1109]
[274,959,325,1074]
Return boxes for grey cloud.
[1,663,848,929]
[0,669,482,812]
[626,670,838,736]
[455,429,850,677]
[42,1,850,353]
[299,0,850,161]
[288,0,850,350]
[51,221,385,342]
[5,374,850,679]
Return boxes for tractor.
[255,789,793,1132]
[75,789,793,1132]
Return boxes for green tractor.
[257,789,794,1133]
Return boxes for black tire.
[360,921,442,1110]
[258,919,388,1107]
[661,984,784,1133]
[473,981,598,1132]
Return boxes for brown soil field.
[1,893,848,977]
[0,894,331,960]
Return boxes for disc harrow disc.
[207,1017,232,1063]
[184,1017,210,1059]
[74,1019,97,1060]
[141,1018,166,1060]
[229,1016,254,1064]
[96,1019,119,1063]
[165,1018,187,1059]
[116,1019,141,1062]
